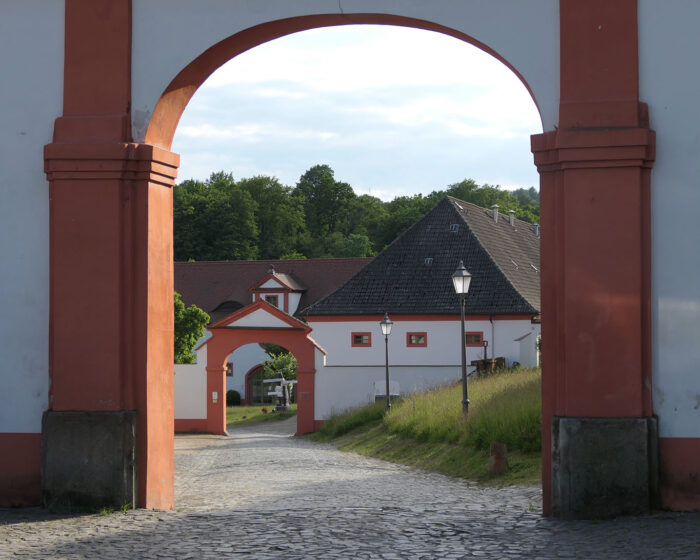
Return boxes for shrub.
[226,390,241,406]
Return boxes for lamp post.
[452,260,473,414]
[380,312,394,411]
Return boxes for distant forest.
[174,164,540,262]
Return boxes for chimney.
[491,204,499,223]
[533,224,539,236]
[508,209,515,226]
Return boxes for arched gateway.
[2,0,697,518]
[198,300,325,437]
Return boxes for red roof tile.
[174,258,372,322]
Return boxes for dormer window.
[449,224,459,232]
[264,295,279,308]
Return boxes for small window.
[352,332,371,347]
[424,257,433,265]
[465,332,483,347]
[407,332,427,347]
[226,363,233,377]
[264,295,279,308]
[449,224,459,232]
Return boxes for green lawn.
[311,368,542,486]
[226,404,297,426]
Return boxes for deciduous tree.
[174,291,210,364]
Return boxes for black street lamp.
[380,312,394,411]
[452,260,473,414]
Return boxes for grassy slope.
[311,369,541,486]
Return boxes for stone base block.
[552,416,658,519]
[42,410,137,512]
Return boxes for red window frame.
[264,294,279,308]
[351,332,372,347]
[406,332,427,347]
[465,331,484,347]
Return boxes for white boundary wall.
[174,346,207,419]
[174,364,207,419]
[0,1,64,433]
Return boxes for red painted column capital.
[531,126,655,172]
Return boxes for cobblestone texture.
[2,417,699,559]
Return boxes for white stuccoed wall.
[130,0,560,142]
[225,343,269,397]
[288,293,302,315]
[639,1,700,439]
[174,345,207,419]
[0,2,64,433]
[308,319,539,368]
[229,308,291,328]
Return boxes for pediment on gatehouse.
[209,299,312,332]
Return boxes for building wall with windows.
[308,317,540,370]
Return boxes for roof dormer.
[250,266,306,315]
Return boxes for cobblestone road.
[2,416,699,559]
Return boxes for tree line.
[174,164,540,262]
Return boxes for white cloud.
[178,122,339,144]
[172,25,541,197]
[206,26,524,94]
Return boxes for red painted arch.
[144,13,542,150]
[204,324,319,436]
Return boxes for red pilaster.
[296,369,316,435]
[205,366,228,435]
[534,0,653,515]
[45,0,179,510]
[45,143,178,509]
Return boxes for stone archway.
[39,1,661,517]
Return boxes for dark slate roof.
[175,258,372,324]
[300,196,540,317]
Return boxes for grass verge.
[311,368,541,486]
[226,404,297,426]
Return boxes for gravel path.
[1,416,699,559]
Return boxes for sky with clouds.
[172,25,542,201]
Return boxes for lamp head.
[452,260,472,295]
[380,312,393,336]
